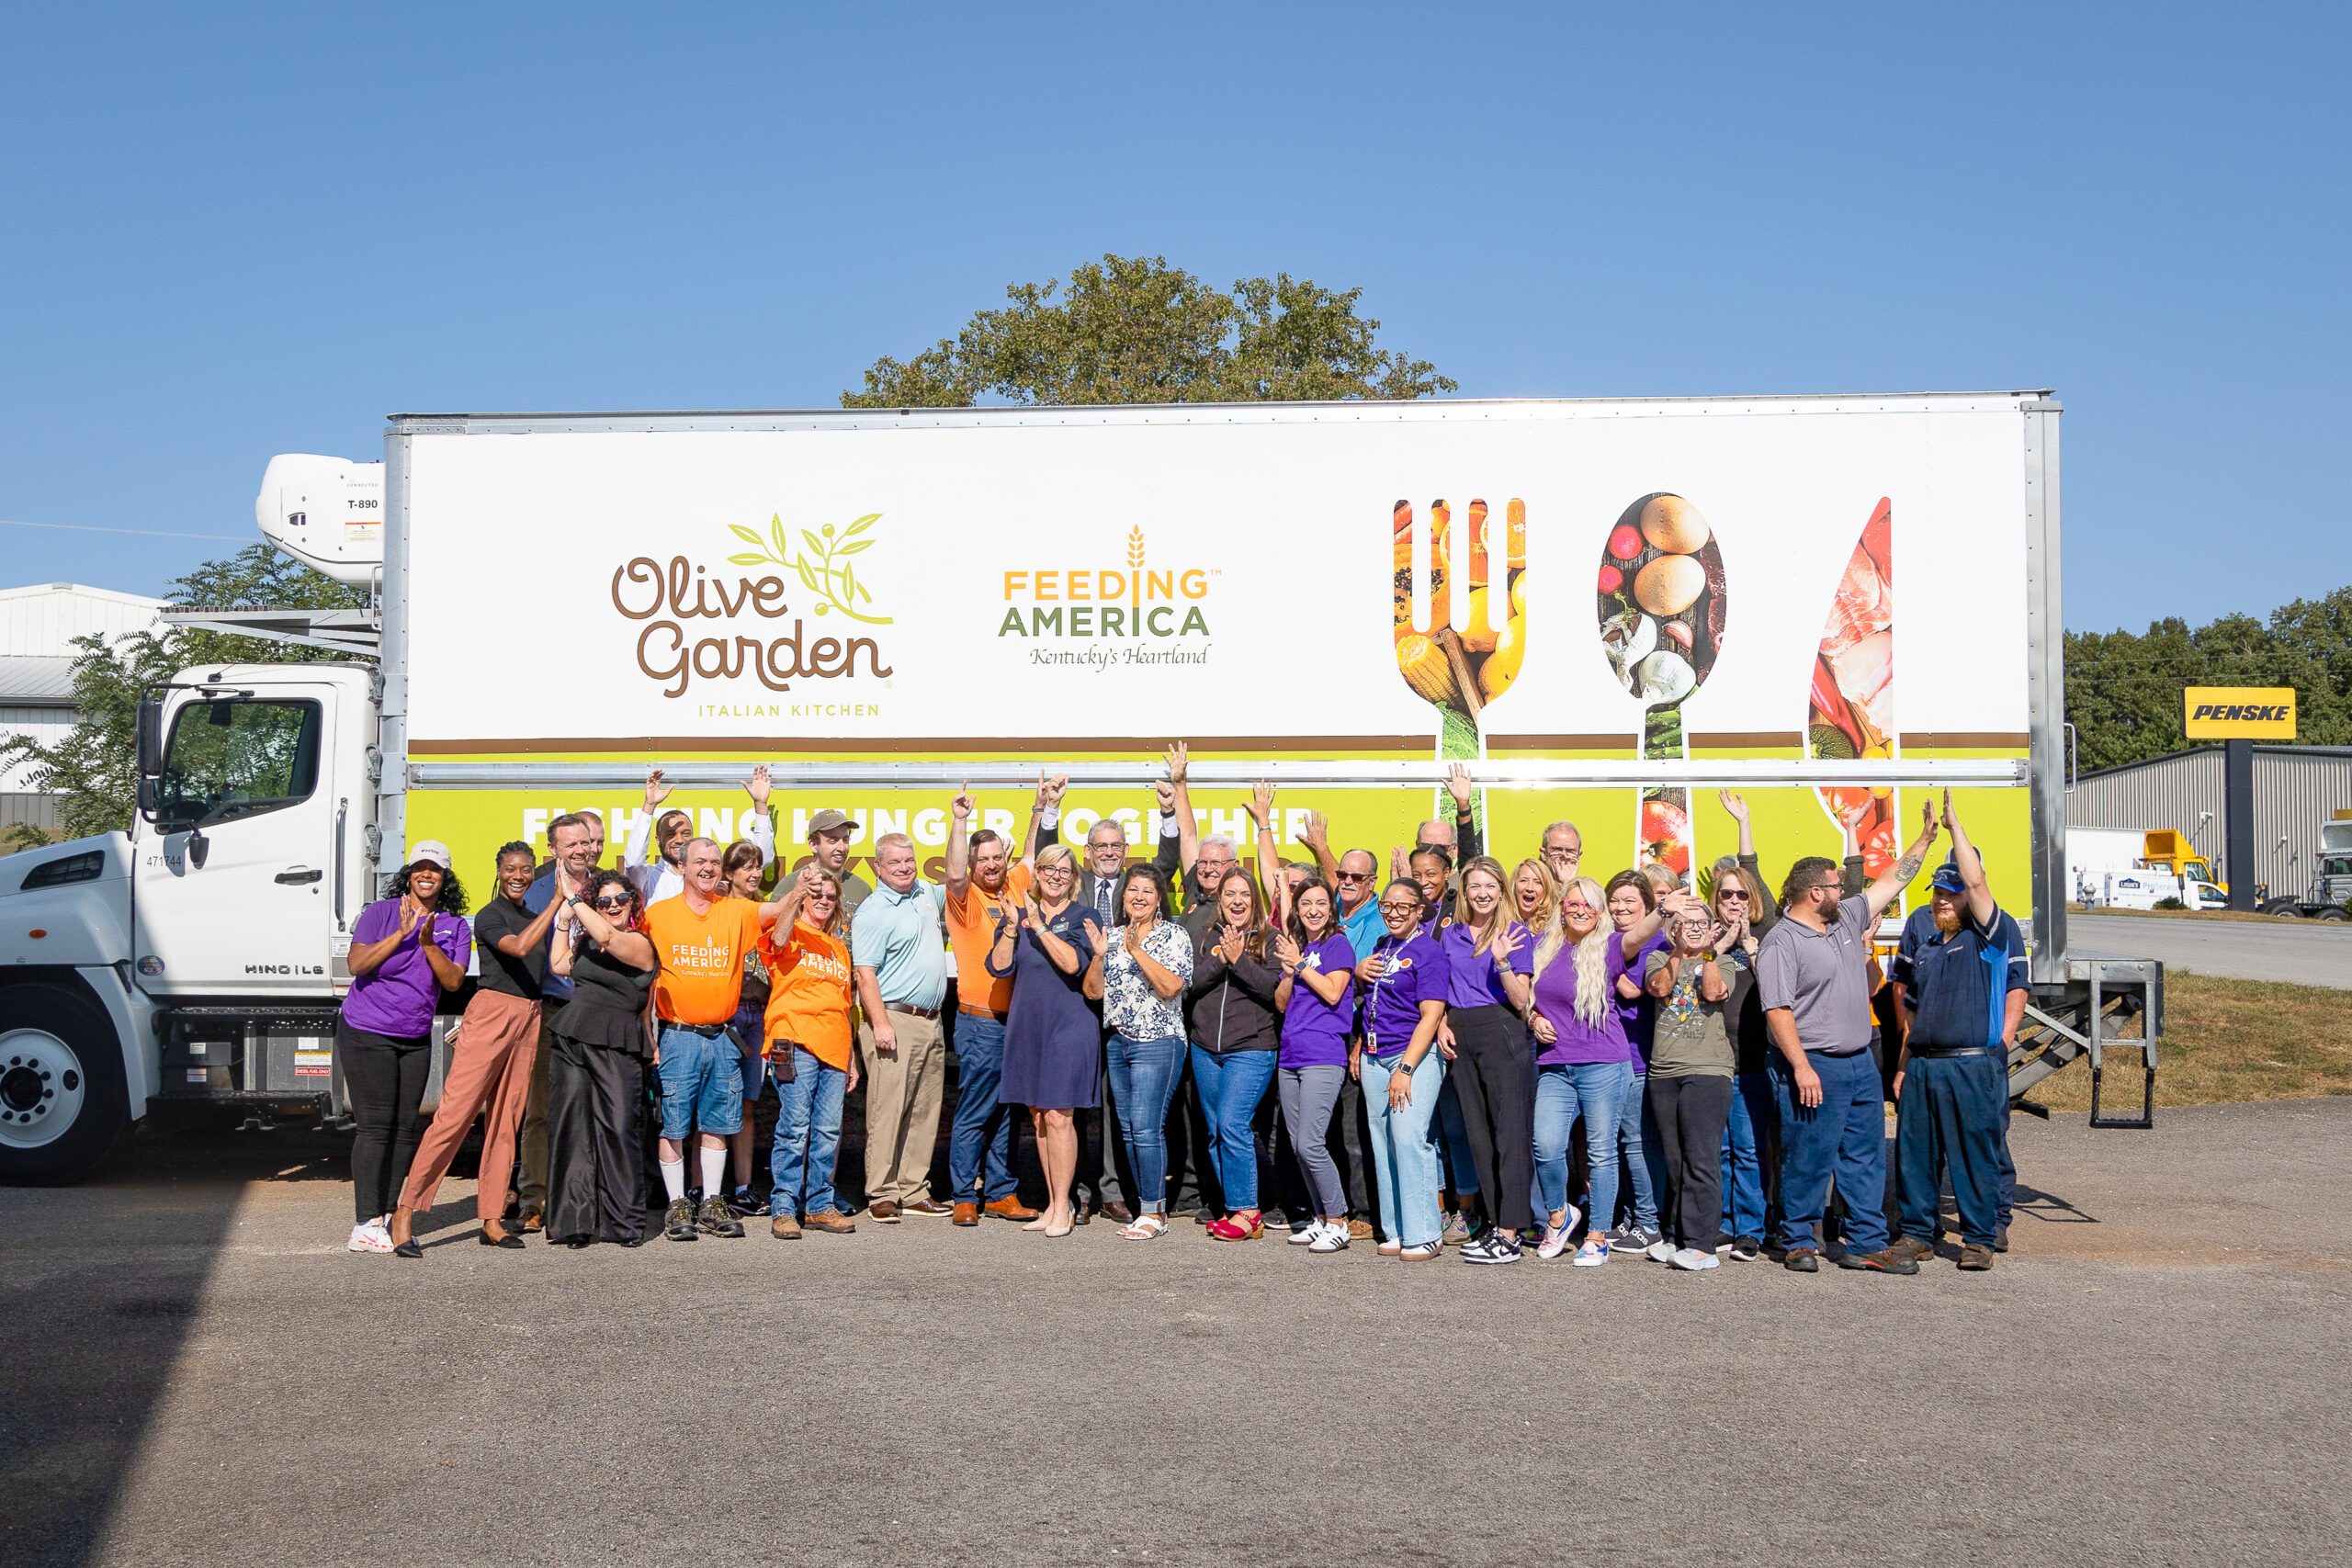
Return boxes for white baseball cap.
[408,840,453,871]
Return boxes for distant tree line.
[2065,586,2352,772]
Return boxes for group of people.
[336,748,2026,1274]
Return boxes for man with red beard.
[1887,793,2025,1271]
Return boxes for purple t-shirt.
[1613,929,1670,1072]
[1529,934,1634,1067]
[1440,919,1532,1010]
[1279,931,1358,1069]
[1361,929,1451,1055]
[342,897,470,1039]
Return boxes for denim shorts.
[657,1024,745,1138]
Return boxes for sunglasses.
[1719,889,1749,902]
[592,895,631,910]
[1337,871,1374,883]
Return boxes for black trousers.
[547,1032,649,1244]
[1447,1005,1535,1234]
[1647,1072,1735,1252]
[340,1020,431,1224]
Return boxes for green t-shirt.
[1644,949,1737,1078]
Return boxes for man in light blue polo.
[851,831,951,1222]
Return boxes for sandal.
[1119,1213,1169,1241]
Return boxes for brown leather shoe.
[869,1201,899,1223]
[1958,1242,1996,1270]
[983,1196,1040,1222]
[771,1213,801,1240]
[951,1202,980,1227]
[1887,1235,1936,1264]
[1101,1201,1134,1224]
[804,1209,855,1235]
[901,1198,954,1218]
[1346,1218,1374,1241]
[518,1207,544,1235]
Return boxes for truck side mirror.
[136,697,165,777]
[137,777,161,816]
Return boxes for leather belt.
[664,1021,729,1037]
[1907,1045,1993,1059]
[888,1004,942,1020]
[958,1003,1008,1021]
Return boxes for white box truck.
[1,390,2158,1182]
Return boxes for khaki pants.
[860,1008,944,1207]
[400,989,542,1222]
[515,1000,560,1213]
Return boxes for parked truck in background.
[2,390,2161,1183]
[2069,825,2229,910]
[2257,816,2352,919]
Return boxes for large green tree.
[2064,586,2352,772]
[0,546,367,850]
[842,254,1455,408]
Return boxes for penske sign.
[2184,686,2297,739]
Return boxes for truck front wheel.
[0,982,130,1186]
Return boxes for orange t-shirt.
[757,920,854,1070]
[641,894,766,1025]
[945,863,1032,1014]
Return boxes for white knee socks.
[660,1157,687,1202]
[698,1145,727,1197]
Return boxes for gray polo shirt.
[1754,897,1876,1057]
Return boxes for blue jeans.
[1105,1034,1185,1215]
[1533,1059,1632,1227]
[1614,1070,1659,1231]
[1363,1050,1445,1247]
[1435,1074,1480,1198]
[947,1013,1018,1204]
[1191,1046,1277,1211]
[657,1025,743,1139]
[1896,1054,2005,1247]
[770,1046,849,1217]
[1720,1070,1775,1241]
[1772,1047,1890,1256]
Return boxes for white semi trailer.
[0,390,2163,1183]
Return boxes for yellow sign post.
[2184,687,2297,740]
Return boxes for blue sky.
[2,5,2343,632]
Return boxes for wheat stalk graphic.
[729,513,894,626]
[1128,527,1146,609]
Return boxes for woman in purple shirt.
[1261,879,1355,1249]
[1354,879,1453,1259]
[1437,855,1534,1264]
[1527,874,1678,1265]
[339,841,470,1258]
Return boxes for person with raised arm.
[544,868,659,1247]
[1756,799,1941,1276]
[623,764,777,907]
[754,863,860,1238]
[1710,790,1781,1263]
[1261,863,1358,1250]
[941,775,1051,1225]
[990,843,1101,1236]
[1886,792,2027,1271]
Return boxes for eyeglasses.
[1544,846,1582,861]
[1337,871,1374,883]
[1718,890,1749,902]
[1378,899,1421,914]
[592,895,630,910]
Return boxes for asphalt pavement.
[2071,911,2352,988]
[6,1100,2351,1568]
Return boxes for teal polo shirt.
[850,877,950,1010]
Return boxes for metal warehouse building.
[2068,745,2352,902]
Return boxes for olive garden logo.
[612,514,894,698]
[998,528,1214,645]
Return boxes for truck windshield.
[155,699,322,828]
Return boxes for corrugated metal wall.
[0,583,163,657]
[2068,747,2352,898]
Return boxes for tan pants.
[860,1008,944,1206]
[400,989,542,1221]
[515,1000,559,1213]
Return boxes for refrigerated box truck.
[0,390,2156,1182]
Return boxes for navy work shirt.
[1892,903,2028,1051]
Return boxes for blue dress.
[992,902,1102,1111]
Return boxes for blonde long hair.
[1531,874,1614,1030]
[1511,857,1558,933]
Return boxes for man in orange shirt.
[641,837,766,1241]
[941,776,1057,1225]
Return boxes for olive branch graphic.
[728,513,893,625]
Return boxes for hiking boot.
[1887,1235,1937,1265]
[663,1198,698,1241]
[1783,1247,1819,1272]
[1838,1247,1920,1275]
[1959,1243,1996,1271]
[803,1209,856,1235]
[771,1212,802,1240]
[698,1195,745,1238]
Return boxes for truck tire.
[2259,899,2303,918]
[0,982,130,1186]
[2316,907,2349,923]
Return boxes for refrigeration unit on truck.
[0,389,2164,1184]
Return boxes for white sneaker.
[348,1217,392,1254]
[1287,1219,1325,1246]
[1672,1247,1721,1271]
[1645,1237,1679,1263]
[1307,1222,1350,1254]
[1572,1235,1611,1267]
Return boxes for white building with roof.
[1,582,165,837]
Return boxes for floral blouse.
[1102,919,1194,1042]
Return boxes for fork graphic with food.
[1392,497,1526,834]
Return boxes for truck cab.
[0,662,374,1182]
